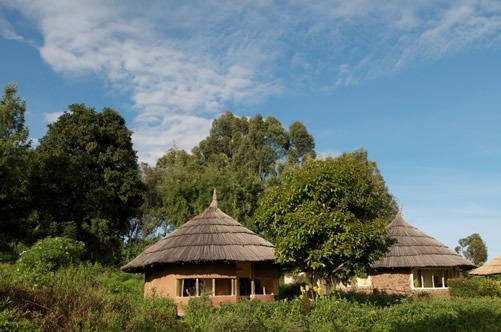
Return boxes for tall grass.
[1,263,500,331]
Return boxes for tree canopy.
[254,149,397,283]
[152,112,316,230]
[0,84,32,260]
[455,233,488,266]
[31,104,145,261]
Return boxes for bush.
[448,277,501,298]
[16,237,85,285]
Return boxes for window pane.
[413,269,422,288]
[183,278,197,297]
[423,270,433,288]
[239,278,252,296]
[255,279,264,295]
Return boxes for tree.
[254,149,397,283]
[0,84,32,260]
[153,112,316,230]
[31,104,144,262]
[455,233,488,266]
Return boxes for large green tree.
[0,84,32,260]
[31,104,144,261]
[455,233,488,266]
[152,112,316,230]
[254,149,397,283]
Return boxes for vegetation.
[255,150,397,283]
[31,104,145,262]
[3,83,499,330]
[153,112,316,231]
[448,277,501,298]
[1,263,500,331]
[0,84,32,261]
[455,233,488,266]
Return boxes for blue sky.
[1,1,500,260]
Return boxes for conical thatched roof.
[122,189,275,273]
[469,255,501,275]
[372,210,475,269]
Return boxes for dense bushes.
[448,277,501,298]
[0,263,185,331]
[16,237,85,285]
[1,264,501,331]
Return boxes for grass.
[1,263,500,331]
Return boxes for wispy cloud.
[42,111,63,124]
[2,0,501,163]
[0,12,24,41]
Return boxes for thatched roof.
[371,210,476,269]
[122,189,275,273]
[469,256,501,275]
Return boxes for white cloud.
[42,111,63,124]
[2,0,501,163]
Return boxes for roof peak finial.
[210,188,218,208]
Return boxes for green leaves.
[255,149,397,282]
[455,233,488,266]
[0,84,32,259]
[152,112,316,231]
[31,104,145,262]
[16,237,85,285]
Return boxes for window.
[357,277,371,288]
[179,278,197,297]
[239,278,252,296]
[177,277,274,297]
[177,278,207,297]
[412,269,456,289]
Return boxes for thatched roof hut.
[122,189,275,272]
[351,210,476,295]
[122,189,279,312]
[372,210,475,269]
[470,256,501,276]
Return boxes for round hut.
[121,189,279,311]
[365,209,476,294]
[469,255,501,276]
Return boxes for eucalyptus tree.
[154,112,316,230]
[455,233,488,266]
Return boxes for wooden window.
[412,269,451,289]
[177,278,207,297]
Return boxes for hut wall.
[144,262,237,298]
[363,268,451,296]
[144,261,280,299]
[370,268,413,294]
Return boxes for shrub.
[448,277,501,298]
[16,237,85,285]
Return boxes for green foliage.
[255,149,397,282]
[31,104,145,262]
[455,233,488,266]
[2,263,501,331]
[0,84,33,260]
[0,263,186,331]
[16,237,85,285]
[448,277,501,298]
[154,112,316,230]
